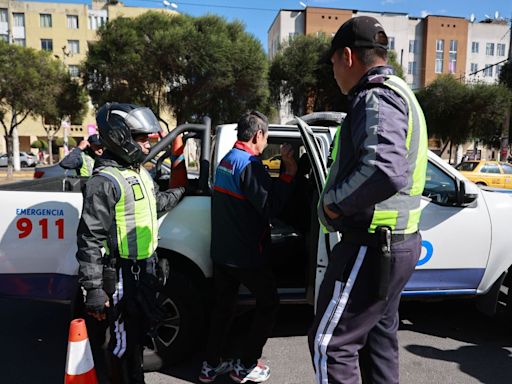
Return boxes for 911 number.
[16,218,64,239]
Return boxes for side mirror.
[456,179,478,206]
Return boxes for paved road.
[2,298,511,384]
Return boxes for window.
[435,39,444,73]
[316,31,325,38]
[67,40,80,54]
[41,39,53,51]
[423,161,457,205]
[88,15,107,30]
[13,38,25,47]
[407,61,417,75]
[500,163,512,174]
[408,39,417,54]
[449,40,457,73]
[496,64,503,78]
[13,13,25,27]
[68,65,79,78]
[0,8,7,23]
[481,164,500,174]
[470,63,478,73]
[40,13,52,28]
[67,15,79,29]
[456,162,479,172]
[483,65,493,77]
[497,43,506,57]
[471,41,479,53]
[388,36,395,50]
[486,43,494,56]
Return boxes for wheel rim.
[146,292,180,352]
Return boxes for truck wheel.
[146,272,206,367]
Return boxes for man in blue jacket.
[309,16,428,384]
[199,111,297,383]
[60,134,103,176]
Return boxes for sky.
[36,0,512,52]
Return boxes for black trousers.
[205,263,279,367]
[106,256,160,384]
[308,233,421,384]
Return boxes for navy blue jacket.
[211,141,294,268]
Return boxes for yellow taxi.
[455,160,512,189]
[262,154,281,173]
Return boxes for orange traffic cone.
[64,318,98,384]
[169,133,189,188]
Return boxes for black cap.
[321,16,388,64]
[87,134,102,146]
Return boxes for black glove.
[85,288,108,312]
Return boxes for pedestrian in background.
[309,16,428,384]
[199,111,297,383]
[60,134,104,176]
[76,103,185,383]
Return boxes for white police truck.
[0,113,511,365]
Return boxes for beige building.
[0,0,177,155]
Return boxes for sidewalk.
[0,170,34,184]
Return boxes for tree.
[84,12,268,128]
[388,50,405,79]
[41,74,88,164]
[417,75,512,160]
[0,42,66,176]
[499,61,512,90]
[269,34,342,117]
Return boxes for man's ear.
[343,47,353,67]
[252,130,261,144]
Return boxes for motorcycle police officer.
[60,134,104,176]
[76,103,185,383]
[308,16,428,384]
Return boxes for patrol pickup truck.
[1,113,511,365]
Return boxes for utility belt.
[342,227,418,301]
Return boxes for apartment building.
[269,7,510,121]
[0,0,176,154]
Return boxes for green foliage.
[499,61,512,90]
[417,75,512,146]
[83,12,268,126]
[388,50,405,80]
[55,136,77,147]
[30,139,48,150]
[269,34,343,116]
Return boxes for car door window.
[500,163,512,174]
[480,164,501,174]
[423,161,457,205]
[455,162,478,172]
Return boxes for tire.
[20,161,28,167]
[145,271,206,367]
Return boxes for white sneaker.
[199,359,233,383]
[229,359,270,383]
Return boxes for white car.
[0,152,37,167]
[0,113,511,366]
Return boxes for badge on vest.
[126,176,145,201]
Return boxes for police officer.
[76,103,185,383]
[308,17,428,384]
[60,134,104,176]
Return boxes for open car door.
[295,116,341,306]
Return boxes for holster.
[342,226,392,300]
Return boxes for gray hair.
[237,111,269,142]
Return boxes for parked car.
[0,152,37,167]
[262,154,281,172]
[456,160,512,188]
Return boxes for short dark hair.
[237,111,268,142]
[352,46,388,66]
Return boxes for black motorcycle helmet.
[96,102,161,165]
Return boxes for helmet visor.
[124,107,162,135]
